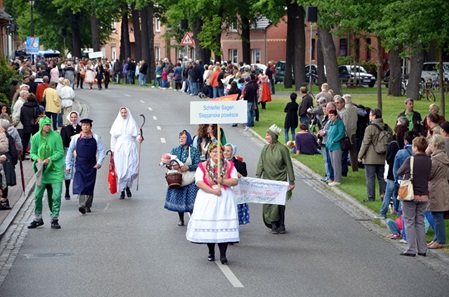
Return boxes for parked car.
[421,62,449,82]
[275,61,321,84]
[250,63,267,73]
[338,65,376,87]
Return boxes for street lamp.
[29,0,35,36]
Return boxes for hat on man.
[80,118,93,124]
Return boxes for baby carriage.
[198,83,209,99]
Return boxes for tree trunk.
[192,17,212,62]
[146,6,155,82]
[406,48,424,100]
[376,37,382,110]
[284,3,295,88]
[292,4,305,91]
[132,7,142,62]
[387,46,403,96]
[71,12,82,59]
[317,36,325,86]
[241,16,251,64]
[91,12,100,51]
[318,28,340,94]
[120,8,131,61]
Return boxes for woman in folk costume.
[110,107,143,199]
[186,143,239,265]
[258,69,272,110]
[85,60,96,89]
[60,111,81,200]
[223,143,250,225]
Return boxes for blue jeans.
[284,128,295,143]
[246,102,254,127]
[213,87,219,98]
[139,74,147,86]
[218,87,224,97]
[190,81,197,95]
[45,112,58,131]
[431,212,446,244]
[379,179,398,216]
[300,115,310,126]
[153,77,161,87]
[324,146,334,181]
[386,218,401,234]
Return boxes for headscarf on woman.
[110,107,140,140]
[66,110,80,129]
[179,129,193,147]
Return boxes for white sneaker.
[151,86,155,88]
[374,214,386,219]
[399,239,407,244]
[244,127,249,131]
[328,182,341,186]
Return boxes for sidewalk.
[0,100,85,239]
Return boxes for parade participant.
[223,143,250,225]
[256,124,295,234]
[60,111,81,200]
[164,130,200,226]
[110,107,143,199]
[186,143,239,264]
[59,79,76,126]
[65,118,105,214]
[27,117,65,229]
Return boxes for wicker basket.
[165,160,182,189]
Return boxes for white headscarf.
[110,106,139,138]
[66,110,80,128]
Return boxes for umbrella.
[106,150,117,194]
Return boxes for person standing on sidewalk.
[28,116,65,229]
[256,124,295,234]
[65,118,105,214]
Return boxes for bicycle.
[418,81,436,101]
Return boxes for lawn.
[253,86,449,245]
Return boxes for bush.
[0,56,20,105]
[337,56,353,66]
[359,61,377,76]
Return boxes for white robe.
[110,108,140,192]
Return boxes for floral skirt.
[238,203,250,225]
[164,183,198,212]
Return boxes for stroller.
[198,83,209,99]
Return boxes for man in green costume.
[28,116,65,229]
[256,124,295,234]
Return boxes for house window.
[155,18,160,32]
[366,38,371,60]
[355,38,360,62]
[251,49,260,64]
[229,21,238,32]
[339,38,347,57]
[155,46,160,61]
[111,46,116,61]
[229,49,238,64]
[311,39,316,60]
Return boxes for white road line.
[156,126,161,130]
[216,263,244,287]
[124,94,131,97]
[148,107,153,111]
[140,100,145,103]
[153,116,157,120]
[160,138,166,143]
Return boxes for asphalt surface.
[0,84,448,297]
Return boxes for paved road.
[0,85,448,296]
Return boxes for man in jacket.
[299,86,313,125]
[398,98,425,136]
[243,75,258,130]
[358,108,391,202]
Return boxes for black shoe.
[120,191,125,199]
[28,219,44,229]
[278,226,286,234]
[178,221,185,226]
[86,207,91,213]
[232,124,238,127]
[65,193,70,200]
[51,219,61,229]
[418,253,426,257]
[271,226,279,234]
[208,254,215,261]
[363,199,375,203]
[400,252,416,257]
[126,187,132,198]
[78,206,86,214]
[220,257,228,265]
[0,199,11,210]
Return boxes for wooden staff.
[217,124,221,187]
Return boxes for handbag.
[397,156,414,201]
[340,135,352,150]
[181,148,195,187]
[165,160,183,189]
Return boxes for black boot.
[207,243,215,261]
[278,205,286,234]
[218,243,228,264]
[125,187,132,198]
[120,191,125,199]
[65,180,71,200]
[271,222,279,234]
[178,212,185,226]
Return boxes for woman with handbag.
[186,143,239,264]
[164,130,200,226]
[110,107,143,199]
[397,136,432,257]
[426,135,449,249]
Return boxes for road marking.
[156,126,161,130]
[153,116,157,120]
[160,138,166,143]
[148,107,153,111]
[216,262,244,287]
[124,94,131,97]
[140,100,145,103]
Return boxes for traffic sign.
[181,32,195,46]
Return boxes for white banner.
[234,177,289,205]
[190,100,247,124]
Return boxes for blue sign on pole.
[26,36,40,54]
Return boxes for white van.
[421,62,449,82]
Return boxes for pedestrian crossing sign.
[181,32,195,46]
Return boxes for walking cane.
[136,114,145,191]
[19,154,25,194]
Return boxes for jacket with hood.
[428,149,449,211]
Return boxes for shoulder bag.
[397,156,414,201]
[181,148,196,187]
[340,134,352,150]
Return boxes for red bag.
[108,152,117,194]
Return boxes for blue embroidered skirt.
[164,183,198,212]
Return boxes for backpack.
[371,123,393,154]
